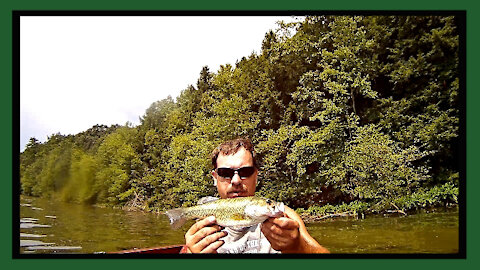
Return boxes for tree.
[94,126,142,204]
[139,96,177,131]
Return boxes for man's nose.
[230,172,242,185]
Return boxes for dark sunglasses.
[215,166,255,179]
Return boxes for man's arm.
[261,206,330,254]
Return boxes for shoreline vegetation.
[141,181,458,222]
[20,16,461,218]
[296,182,458,222]
[117,180,458,222]
[21,191,458,225]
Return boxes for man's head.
[211,138,258,199]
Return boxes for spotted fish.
[165,196,284,229]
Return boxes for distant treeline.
[20,16,460,214]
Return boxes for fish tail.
[165,208,187,230]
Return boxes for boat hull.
[112,245,185,254]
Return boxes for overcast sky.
[20,16,299,152]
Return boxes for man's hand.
[184,216,227,253]
[261,206,330,254]
[261,214,300,252]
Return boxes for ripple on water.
[20,236,82,254]
[25,246,82,252]
[20,239,55,247]
[20,218,39,223]
[20,223,52,229]
[20,233,47,238]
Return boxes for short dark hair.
[211,138,257,169]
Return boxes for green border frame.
[2,0,477,269]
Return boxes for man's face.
[212,147,257,199]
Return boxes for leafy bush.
[394,182,459,211]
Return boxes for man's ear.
[212,170,217,186]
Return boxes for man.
[183,138,329,253]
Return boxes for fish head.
[265,198,285,218]
[244,198,285,220]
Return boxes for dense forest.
[20,16,461,216]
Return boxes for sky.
[20,16,299,152]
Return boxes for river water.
[19,196,459,254]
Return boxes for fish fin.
[165,208,187,230]
[197,196,219,205]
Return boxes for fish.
[165,196,285,230]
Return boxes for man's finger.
[262,225,283,241]
[185,216,216,237]
[200,240,224,254]
[193,230,227,252]
[270,217,299,230]
[262,220,283,236]
[188,225,222,246]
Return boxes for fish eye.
[266,199,272,205]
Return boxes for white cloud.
[20,15,299,152]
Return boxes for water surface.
[306,209,459,253]
[19,196,459,254]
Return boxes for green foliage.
[74,124,120,153]
[139,96,177,131]
[296,183,457,218]
[296,200,370,217]
[94,127,142,204]
[160,134,216,208]
[394,182,458,211]
[20,134,74,197]
[20,15,460,213]
[60,148,98,204]
[329,124,430,205]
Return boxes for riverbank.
[23,179,459,224]
[294,182,459,223]
[117,194,459,224]
[298,204,459,223]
